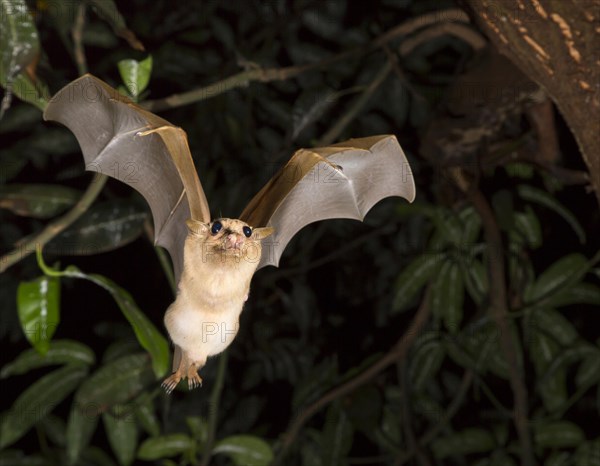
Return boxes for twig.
[395,370,474,465]
[0,3,100,274]
[450,168,534,466]
[273,224,395,278]
[72,2,88,76]
[0,175,108,273]
[271,287,432,466]
[317,61,392,146]
[399,22,486,56]
[142,8,468,112]
[199,351,228,466]
[399,360,431,466]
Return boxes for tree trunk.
[464,0,600,206]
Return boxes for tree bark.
[464,0,600,206]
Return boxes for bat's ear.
[186,219,209,236]
[252,227,274,240]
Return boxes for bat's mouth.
[218,236,245,255]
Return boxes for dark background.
[1,1,599,465]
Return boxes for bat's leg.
[161,346,187,394]
[186,357,206,390]
[172,345,182,372]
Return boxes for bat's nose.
[225,233,244,250]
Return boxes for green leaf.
[33,255,168,378]
[17,275,60,355]
[134,394,160,437]
[529,328,566,411]
[532,308,578,346]
[75,353,155,408]
[528,254,588,303]
[574,438,600,466]
[517,185,586,243]
[449,318,522,379]
[46,200,149,256]
[0,365,87,449]
[460,259,488,305]
[118,55,153,99]
[534,421,584,449]
[410,334,445,391]
[377,405,402,449]
[40,414,66,447]
[393,254,440,312]
[0,148,27,183]
[552,283,600,308]
[576,352,600,388]
[0,0,49,111]
[459,206,482,244]
[102,406,137,466]
[511,206,542,249]
[213,435,274,466]
[431,261,464,334]
[538,343,595,395]
[84,275,169,377]
[432,428,496,458]
[0,184,80,218]
[137,434,194,460]
[66,354,152,465]
[1,340,95,378]
[322,402,353,466]
[505,162,534,179]
[292,357,338,411]
[66,401,99,466]
[301,1,345,40]
[545,451,572,466]
[81,447,118,466]
[186,416,208,444]
[429,208,462,249]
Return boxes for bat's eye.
[243,226,252,238]
[211,221,222,235]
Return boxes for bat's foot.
[162,373,182,394]
[187,364,203,390]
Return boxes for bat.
[43,74,416,392]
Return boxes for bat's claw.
[187,365,203,390]
[161,374,181,394]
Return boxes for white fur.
[162,219,272,391]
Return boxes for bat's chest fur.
[164,240,259,360]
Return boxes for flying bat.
[43,74,416,392]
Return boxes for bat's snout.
[224,233,245,250]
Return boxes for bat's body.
[162,218,272,392]
[43,75,416,393]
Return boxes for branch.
[317,60,392,146]
[199,351,228,466]
[451,168,534,466]
[395,370,474,465]
[0,175,107,273]
[72,2,88,76]
[271,287,432,466]
[142,8,469,112]
[465,0,600,206]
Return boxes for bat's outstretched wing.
[239,135,416,269]
[43,74,210,282]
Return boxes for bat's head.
[186,218,273,264]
